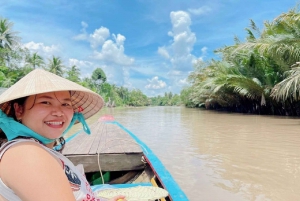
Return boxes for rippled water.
[69,106,300,201]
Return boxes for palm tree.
[116,86,129,102]
[25,52,44,69]
[47,56,64,76]
[66,65,81,83]
[187,58,270,113]
[271,62,300,101]
[0,17,20,67]
[230,8,300,69]
[81,77,97,92]
[1,77,15,87]
[184,6,300,115]
[0,18,19,49]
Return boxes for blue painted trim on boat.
[91,183,152,191]
[112,121,189,201]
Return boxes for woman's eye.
[62,103,71,107]
[41,101,51,105]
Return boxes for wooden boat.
[62,116,188,201]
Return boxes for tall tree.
[91,68,106,93]
[1,77,14,87]
[25,52,44,69]
[66,65,81,83]
[0,17,19,49]
[116,86,130,103]
[81,77,97,92]
[92,68,106,84]
[47,56,64,76]
[0,17,20,67]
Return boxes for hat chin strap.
[63,112,91,135]
[0,110,90,145]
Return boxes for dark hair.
[0,97,27,146]
[0,96,66,152]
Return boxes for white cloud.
[92,36,134,66]
[68,58,98,78]
[167,31,173,37]
[89,27,110,49]
[100,65,130,88]
[74,22,134,66]
[113,34,125,46]
[179,78,187,84]
[81,21,88,29]
[192,47,207,62]
[122,66,131,88]
[201,46,207,55]
[73,21,89,41]
[73,22,110,49]
[23,41,59,59]
[68,58,93,69]
[145,76,167,89]
[157,11,197,71]
[188,6,211,15]
[157,46,170,59]
[170,11,196,57]
[168,70,182,76]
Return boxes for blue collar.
[0,110,90,144]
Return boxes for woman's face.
[14,91,74,140]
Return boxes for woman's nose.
[52,107,64,117]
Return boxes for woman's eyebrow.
[36,95,53,99]
[37,95,71,101]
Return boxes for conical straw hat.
[0,69,104,120]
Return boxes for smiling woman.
[0,69,126,201]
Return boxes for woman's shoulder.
[0,139,77,200]
[0,138,40,152]
[1,138,46,160]
[0,138,56,165]
[0,138,61,183]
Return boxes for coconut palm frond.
[227,75,264,100]
[249,19,261,36]
[233,35,241,44]
[0,18,20,50]
[274,8,300,23]
[245,28,256,42]
[252,77,262,86]
[271,66,300,101]
[47,56,65,77]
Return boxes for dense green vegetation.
[0,17,180,107]
[182,6,300,116]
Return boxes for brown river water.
[68,106,300,201]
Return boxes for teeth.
[45,122,63,125]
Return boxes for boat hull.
[63,120,189,201]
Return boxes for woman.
[0,69,125,201]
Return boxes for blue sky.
[0,0,298,96]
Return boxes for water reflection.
[66,106,300,201]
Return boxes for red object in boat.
[98,115,115,122]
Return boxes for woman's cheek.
[66,110,74,123]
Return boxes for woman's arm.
[0,141,76,201]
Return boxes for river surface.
[70,106,300,201]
